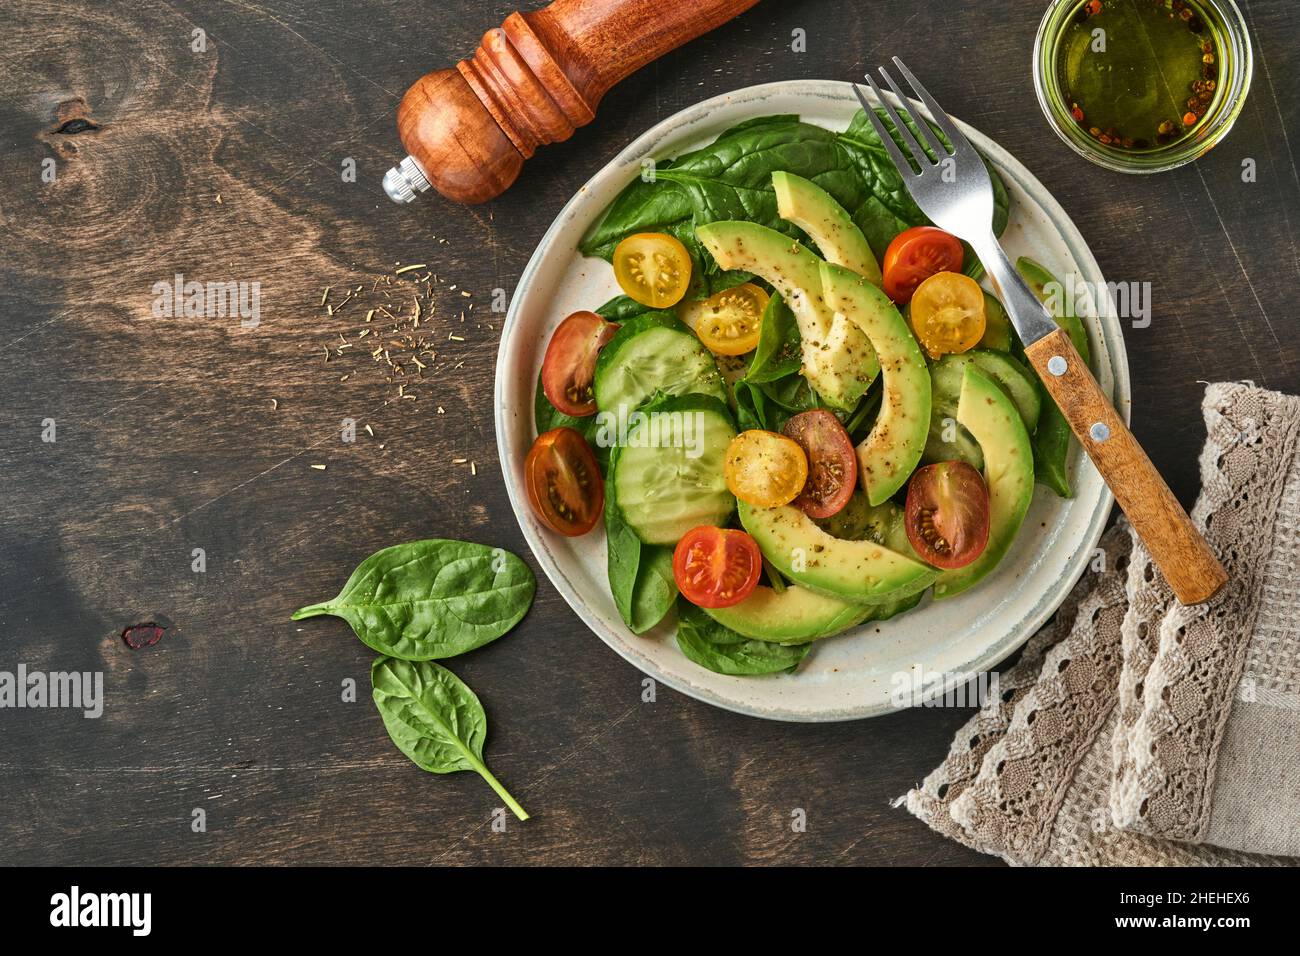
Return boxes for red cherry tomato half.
[672,526,762,609]
[541,311,619,416]
[904,461,990,569]
[882,226,964,304]
[524,427,604,536]
[781,409,858,519]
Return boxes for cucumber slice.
[979,290,1012,351]
[967,351,1041,431]
[594,312,726,415]
[924,358,984,470]
[610,394,737,545]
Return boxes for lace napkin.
[902,382,1300,865]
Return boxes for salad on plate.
[524,109,1089,678]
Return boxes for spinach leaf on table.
[292,540,535,661]
[675,600,810,676]
[371,657,528,820]
[605,453,677,633]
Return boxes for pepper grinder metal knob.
[383,156,432,204]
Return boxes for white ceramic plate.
[495,80,1127,721]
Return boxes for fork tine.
[864,70,931,170]
[878,66,946,161]
[852,82,916,177]
[890,56,968,153]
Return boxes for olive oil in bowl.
[1033,0,1252,172]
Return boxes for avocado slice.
[820,262,930,505]
[933,365,1035,600]
[739,501,938,604]
[933,351,1042,433]
[772,171,882,285]
[695,221,878,410]
[923,350,1042,471]
[702,584,874,644]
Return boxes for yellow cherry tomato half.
[688,283,770,356]
[613,232,692,308]
[908,271,987,360]
[723,429,809,508]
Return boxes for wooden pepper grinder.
[383,0,759,205]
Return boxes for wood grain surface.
[1,0,1297,866]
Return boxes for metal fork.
[855,59,1226,605]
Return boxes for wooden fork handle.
[1024,327,1227,605]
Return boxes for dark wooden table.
[2,0,1296,866]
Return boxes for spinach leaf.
[580,114,804,259]
[745,293,802,384]
[579,109,1011,304]
[580,118,855,298]
[730,292,815,432]
[292,540,535,661]
[371,657,528,820]
[756,372,819,415]
[630,548,677,632]
[675,600,810,676]
[534,376,609,471]
[732,380,770,432]
[731,373,816,434]
[580,170,745,299]
[651,120,845,235]
[836,108,1010,260]
[580,163,689,261]
[1033,400,1073,498]
[594,294,650,323]
[1016,257,1091,498]
[844,381,883,444]
[604,484,677,634]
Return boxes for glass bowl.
[1032,0,1252,173]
